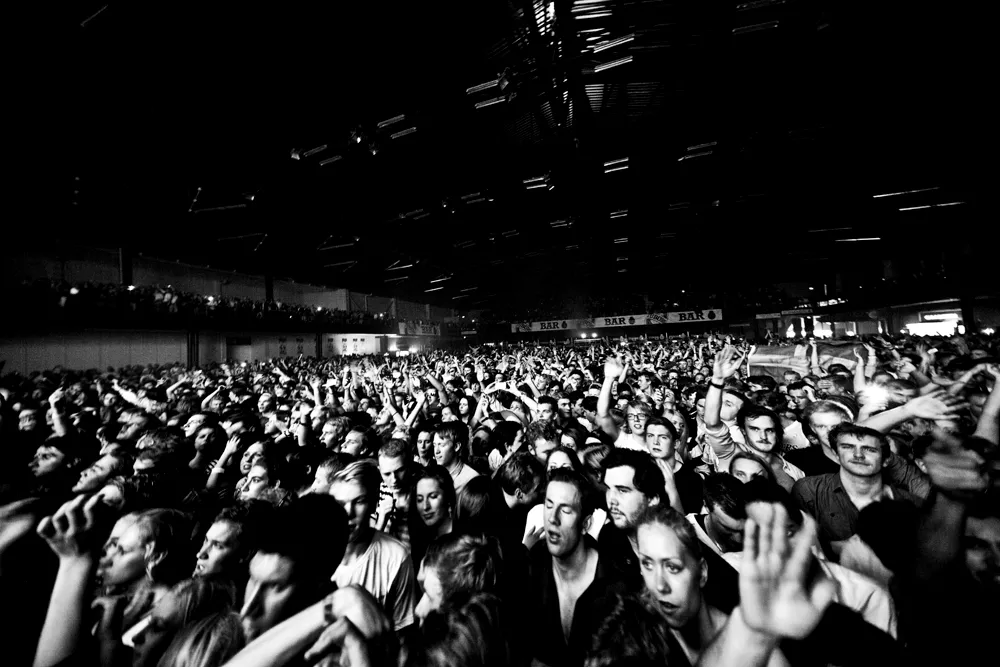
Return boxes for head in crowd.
[536,396,558,423]
[194,501,274,580]
[729,451,776,485]
[29,435,83,486]
[183,412,217,440]
[241,494,348,640]
[411,464,457,533]
[736,405,784,457]
[702,473,747,553]
[786,381,813,415]
[99,509,196,596]
[308,452,356,495]
[379,438,412,494]
[560,422,588,452]
[454,475,495,536]
[414,425,438,464]
[644,416,679,464]
[829,422,889,478]
[495,451,545,509]
[341,426,374,458]
[131,578,236,667]
[601,449,665,533]
[434,422,470,469]
[329,459,381,545]
[544,468,597,560]
[524,420,559,465]
[416,533,504,622]
[802,399,854,450]
[72,449,134,493]
[580,444,611,490]
[719,387,748,423]
[321,416,352,450]
[585,592,676,667]
[410,593,509,667]
[623,400,652,436]
[545,445,583,475]
[635,504,707,629]
[155,611,246,667]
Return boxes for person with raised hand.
[697,503,836,667]
[33,494,110,667]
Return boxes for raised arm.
[597,356,625,439]
[47,388,74,438]
[859,390,966,434]
[974,365,1000,446]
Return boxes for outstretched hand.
[712,345,746,381]
[36,495,108,561]
[739,503,836,639]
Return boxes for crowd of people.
[8,279,455,334]
[0,329,997,666]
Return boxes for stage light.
[591,333,597,338]
[69,287,79,295]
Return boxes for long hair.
[407,593,509,667]
[156,611,245,667]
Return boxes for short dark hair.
[496,452,545,497]
[703,473,747,520]
[213,500,275,559]
[600,448,665,506]
[546,467,597,519]
[736,405,785,444]
[643,416,678,441]
[256,494,348,584]
[829,422,889,456]
[537,396,558,412]
[524,420,558,447]
[378,438,410,461]
[748,375,778,391]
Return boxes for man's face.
[538,402,556,423]
[378,455,407,493]
[625,407,648,435]
[888,386,917,406]
[645,425,676,462]
[604,466,654,531]
[530,438,558,465]
[425,389,439,405]
[73,454,118,493]
[720,394,744,422]
[195,520,242,578]
[342,431,365,456]
[30,445,67,478]
[242,553,307,641]
[331,480,373,544]
[743,416,778,455]
[433,434,458,468]
[808,411,848,450]
[308,465,335,496]
[557,398,572,418]
[98,523,147,588]
[241,443,266,475]
[965,516,1000,591]
[544,481,586,559]
[637,522,704,629]
[241,465,271,501]
[783,372,802,385]
[258,393,274,413]
[320,422,339,449]
[706,504,745,553]
[19,409,39,433]
[787,389,812,414]
[835,434,884,478]
[638,375,651,391]
[696,398,706,421]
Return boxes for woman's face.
[730,458,768,483]
[242,464,271,500]
[240,442,265,474]
[416,431,434,461]
[546,450,575,472]
[416,478,448,528]
[458,397,471,415]
[637,522,704,629]
[131,589,185,667]
[98,522,148,588]
[193,426,217,452]
[441,407,457,423]
[665,411,688,443]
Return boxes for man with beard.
[525,468,622,667]
[330,459,417,633]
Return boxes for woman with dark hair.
[454,475,496,536]
[545,445,583,475]
[409,593,510,667]
[189,424,227,476]
[408,465,456,569]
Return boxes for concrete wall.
[2,247,121,286]
[0,331,187,374]
[132,256,265,301]
[198,332,318,365]
[272,281,349,311]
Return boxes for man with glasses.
[597,356,653,452]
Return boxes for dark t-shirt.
[785,446,840,477]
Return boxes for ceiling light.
[475,96,506,109]
[603,157,628,168]
[872,186,939,198]
[425,286,444,292]
[898,202,965,211]
[593,56,632,73]
[377,114,406,129]
[318,155,342,166]
[301,145,328,158]
[834,237,880,242]
[390,127,417,140]
[466,79,500,95]
[592,34,634,53]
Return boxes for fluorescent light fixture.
[526,182,548,189]
[502,229,519,237]
[687,141,718,151]
[605,165,628,173]
[460,287,478,292]
[898,202,965,211]
[614,237,628,244]
[577,11,612,19]
[377,114,406,129]
[466,79,499,95]
[386,263,413,271]
[390,127,417,139]
[302,145,328,157]
[452,295,468,300]
[807,227,853,233]
[593,55,632,73]
[733,21,779,35]
[425,286,444,292]
[318,243,356,251]
[466,197,486,204]
[603,157,628,167]
[475,96,506,109]
[523,175,548,184]
[413,212,431,220]
[610,210,627,219]
[593,34,634,53]
[460,192,482,200]
[384,276,408,283]
[834,237,881,242]
[325,260,357,268]
[678,151,713,161]
[872,186,939,198]
[318,155,342,166]
[429,276,452,283]
[617,256,627,261]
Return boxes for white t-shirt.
[450,461,481,497]
[333,531,417,631]
[614,430,649,453]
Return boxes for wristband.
[323,584,340,626]
[211,467,226,475]
[710,381,725,390]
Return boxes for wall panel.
[0,331,187,375]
